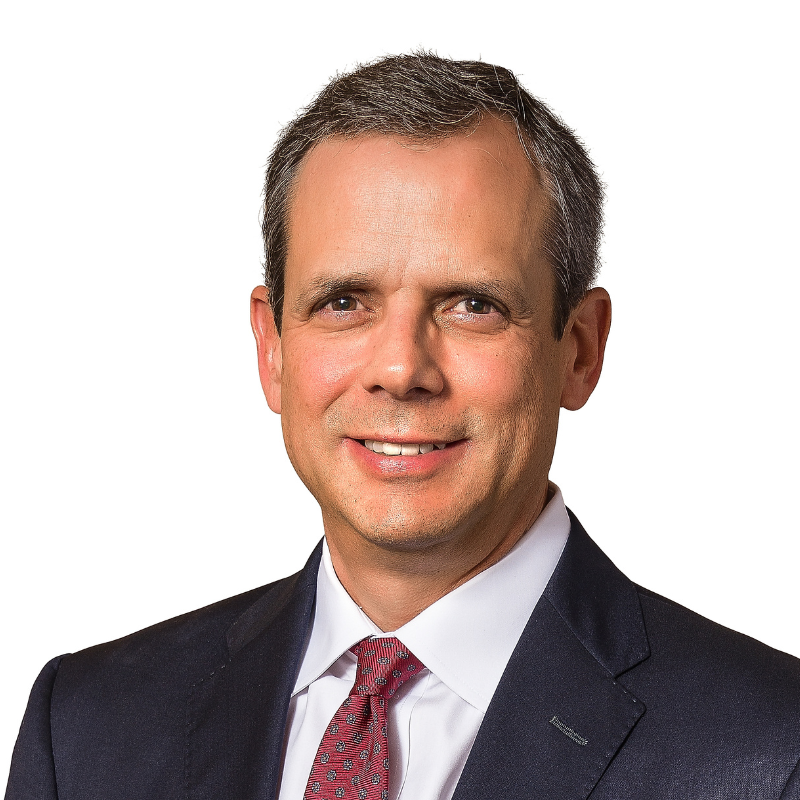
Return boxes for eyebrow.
[291,271,536,316]
[291,273,377,315]
[437,277,533,312]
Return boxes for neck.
[325,484,551,631]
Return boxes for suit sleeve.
[4,656,65,800]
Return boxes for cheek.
[447,339,563,467]
[282,335,362,423]
[449,343,547,415]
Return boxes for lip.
[343,436,467,477]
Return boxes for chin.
[341,499,478,553]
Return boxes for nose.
[360,306,445,400]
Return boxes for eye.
[323,296,362,312]
[453,297,496,315]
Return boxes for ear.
[559,287,612,411]
[250,285,282,414]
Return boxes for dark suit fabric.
[6,514,800,799]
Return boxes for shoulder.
[49,574,300,722]
[634,584,800,690]
[40,538,323,720]
[7,554,321,798]
[611,584,800,790]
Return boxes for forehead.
[284,117,550,296]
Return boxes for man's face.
[260,118,578,558]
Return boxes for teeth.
[363,440,445,456]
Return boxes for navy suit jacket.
[6,513,800,799]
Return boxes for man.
[6,52,800,800]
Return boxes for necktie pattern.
[304,637,425,800]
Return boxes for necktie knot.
[350,637,423,700]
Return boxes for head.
[262,52,604,340]
[251,53,611,578]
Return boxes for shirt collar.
[292,484,571,713]
[291,537,382,696]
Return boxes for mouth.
[360,439,450,457]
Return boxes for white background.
[2,0,798,779]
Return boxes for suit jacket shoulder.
[601,583,800,796]
[5,549,321,800]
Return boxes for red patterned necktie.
[304,637,425,800]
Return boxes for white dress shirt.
[276,485,571,800]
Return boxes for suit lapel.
[186,543,322,800]
[452,513,650,800]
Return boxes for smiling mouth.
[361,439,449,456]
